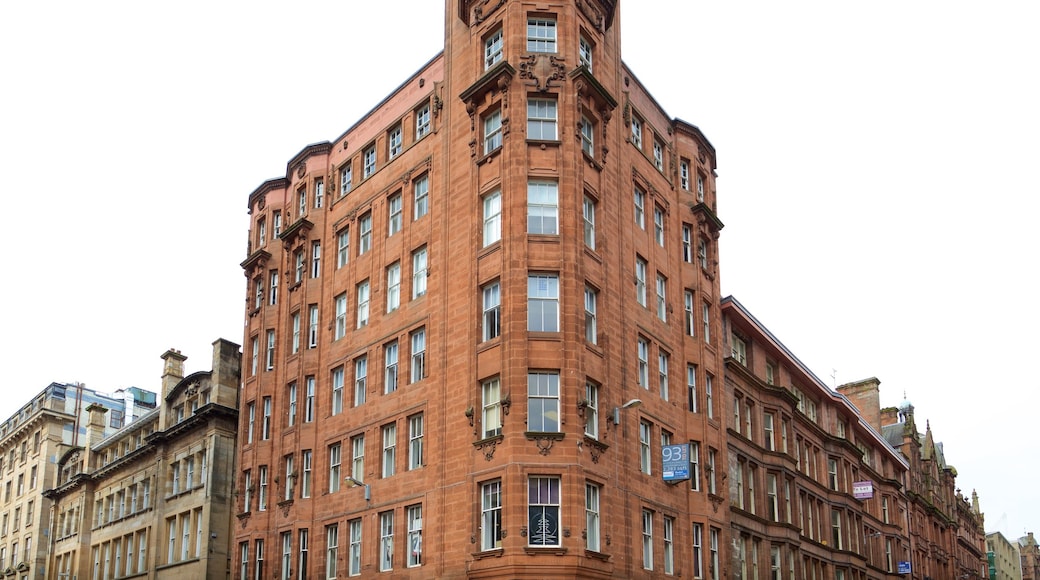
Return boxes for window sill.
[526,139,561,149]
[527,331,562,342]
[584,549,611,562]
[472,548,504,560]
[523,546,568,556]
[476,146,503,166]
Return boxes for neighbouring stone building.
[43,339,240,580]
[1021,532,1040,580]
[236,0,729,577]
[987,530,1023,580]
[722,296,912,579]
[880,401,987,579]
[0,383,155,580]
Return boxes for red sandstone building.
[236,0,726,578]
[722,297,913,580]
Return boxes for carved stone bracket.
[708,493,725,513]
[474,435,503,461]
[526,432,565,456]
[582,436,609,463]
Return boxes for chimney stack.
[837,377,882,432]
[161,348,187,399]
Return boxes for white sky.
[2,1,1037,540]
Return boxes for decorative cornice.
[247,178,288,213]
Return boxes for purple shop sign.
[853,480,874,499]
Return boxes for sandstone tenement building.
[236,0,725,577]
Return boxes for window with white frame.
[634,186,646,229]
[325,525,339,579]
[308,304,319,348]
[697,172,706,202]
[340,162,352,196]
[349,519,362,576]
[388,125,402,160]
[584,285,597,344]
[654,205,665,245]
[527,476,560,546]
[415,103,430,140]
[314,178,324,208]
[328,444,341,493]
[265,330,275,371]
[354,356,367,407]
[687,364,698,414]
[637,338,649,388]
[297,188,307,219]
[258,466,268,511]
[527,99,557,140]
[269,270,278,305]
[483,109,502,154]
[331,366,344,416]
[305,376,315,422]
[379,511,394,571]
[656,273,667,321]
[702,302,711,344]
[482,281,501,341]
[284,455,294,500]
[410,328,425,383]
[526,18,557,52]
[337,227,349,268]
[659,351,670,401]
[631,115,643,148]
[363,145,376,178]
[692,523,703,577]
[763,412,775,451]
[582,195,596,249]
[382,423,396,478]
[294,249,304,284]
[412,246,427,298]
[481,481,502,550]
[482,190,502,246]
[664,516,674,574]
[298,529,309,579]
[579,35,593,71]
[351,435,365,480]
[698,237,708,269]
[527,372,560,432]
[356,280,370,327]
[262,396,272,439]
[407,504,422,567]
[680,160,690,190]
[408,413,423,470]
[384,341,399,394]
[359,212,372,255]
[291,311,300,354]
[388,193,403,237]
[527,180,558,234]
[301,450,311,498]
[585,482,600,551]
[527,274,559,332]
[413,174,428,219]
[484,28,503,69]
[639,420,652,474]
[584,381,599,439]
[642,509,654,570]
[386,262,401,312]
[684,291,695,336]
[580,115,594,157]
[682,224,693,262]
[653,139,664,171]
[690,441,701,491]
[482,377,502,438]
[635,257,647,306]
[731,334,747,365]
[335,293,347,340]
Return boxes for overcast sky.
[2,1,1037,540]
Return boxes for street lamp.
[610,398,643,424]
[345,476,371,501]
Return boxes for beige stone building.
[44,339,240,580]
[988,531,1023,580]
[1,382,156,580]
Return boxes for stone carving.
[519,54,566,92]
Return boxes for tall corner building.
[236,1,725,578]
